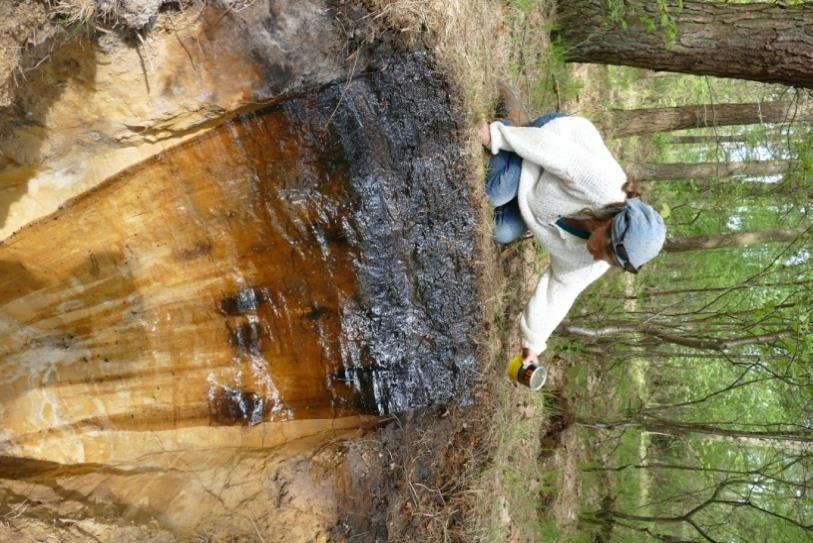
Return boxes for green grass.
[504,0,581,115]
[473,379,550,541]
[528,41,584,113]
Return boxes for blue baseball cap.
[610,199,666,272]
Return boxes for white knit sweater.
[488,116,627,354]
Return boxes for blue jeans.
[486,112,567,244]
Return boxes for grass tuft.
[46,0,205,29]
[48,0,97,27]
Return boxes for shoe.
[496,80,531,127]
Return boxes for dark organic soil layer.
[305,50,482,414]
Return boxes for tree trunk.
[565,325,794,351]
[609,101,813,137]
[614,278,813,299]
[628,160,790,181]
[556,1,813,88]
[688,179,801,198]
[664,228,808,252]
[578,416,813,444]
[671,135,748,144]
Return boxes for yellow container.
[506,355,547,391]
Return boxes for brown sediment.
[0,100,371,448]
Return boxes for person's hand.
[479,121,491,147]
[521,347,539,366]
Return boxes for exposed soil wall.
[0,0,388,239]
[0,2,486,542]
[0,1,229,109]
[0,1,55,108]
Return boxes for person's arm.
[519,267,581,357]
[488,117,625,196]
[519,261,608,362]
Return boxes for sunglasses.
[613,214,640,274]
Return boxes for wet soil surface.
[316,51,481,414]
[300,52,489,540]
[236,57,487,543]
[1,49,480,424]
[243,48,485,541]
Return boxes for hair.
[565,175,644,221]
[622,175,643,199]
